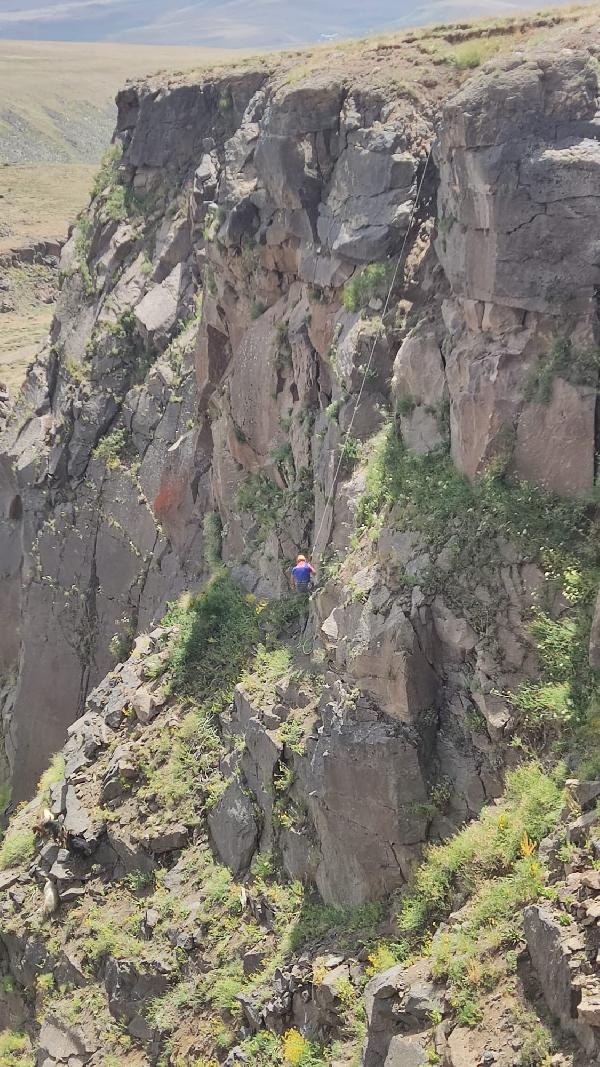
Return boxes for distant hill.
[0,40,243,164]
[0,0,588,47]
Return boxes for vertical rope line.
[311,142,434,555]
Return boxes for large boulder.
[320,599,438,723]
[208,777,259,876]
[297,696,430,905]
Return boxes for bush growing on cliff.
[287,898,386,953]
[92,428,128,467]
[37,752,65,801]
[91,144,122,199]
[524,337,600,404]
[390,762,564,1028]
[73,216,95,297]
[508,610,597,737]
[0,829,36,870]
[203,511,223,569]
[342,262,393,313]
[0,1031,34,1067]
[164,572,262,699]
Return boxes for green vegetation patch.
[524,337,600,404]
[355,423,600,747]
[287,898,386,954]
[0,1032,34,1067]
[389,762,565,1027]
[81,901,144,971]
[164,571,263,699]
[143,574,308,820]
[236,468,313,548]
[37,751,65,800]
[357,422,594,564]
[342,263,394,313]
[91,144,122,199]
[0,829,36,870]
[397,761,563,937]
[203,511,223,569]
[92,428,128,467]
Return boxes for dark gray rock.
[384,1036,427,1067]
[523,904,597,1055]
[208,778,258,876]
[38,1018,93,1062]
[139,825,188,854]
[243,949,266,977]
[104,958,170,1038]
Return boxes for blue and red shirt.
[292,562,313,585]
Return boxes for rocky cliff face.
[2,11,600,1067]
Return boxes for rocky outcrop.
[436,41,600,493]
[3,11,600,1066]
[4,18,600,808]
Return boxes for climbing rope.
[310,141,435,559]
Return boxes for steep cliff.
[2,10,600,1067]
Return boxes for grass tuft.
[0,829,36,870]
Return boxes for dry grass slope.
[0,39,246,164]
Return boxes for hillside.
[0,0,589,47]
[0,40,245,165]
[1,6,600,1066]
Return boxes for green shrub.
[0,829,36,870]
[342,263,393,313]
[340,435,361,468]
[251,300,267,320]
[0,1031,34,1067]
[98,181,146,225]
[109,627,135,664]
[81,906,142,969]
[147,979,201,1032]
[238,1032,284,1066]
[355,423,600,739]
[510,608,598,736]
[242,645,292,700]
[237,472,286,537]
[450,43,484,68]
[73,217,95,296]
[524,338,600,404]
[430,853,545,1025]
[91,144,122,198]
[396,394,416,417]
[447,39,501,69]
[517,1024,554,1066]
[271,442,295,484]
[274,322,292,371]
[164,572,261,698]
[143,702,222,818]
[38,752,65,799]
[279,714,306,755]
[288,898,386,953]
[218,90,233,113]
[92,428,128,466]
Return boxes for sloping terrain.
[0,40,244,164]
[1,6,600,1066]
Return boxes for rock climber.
[290,553,316,594]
